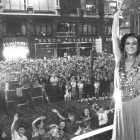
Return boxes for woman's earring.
[124,51,127,57]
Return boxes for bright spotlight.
[3,46,29,60]
[113,88,122,103]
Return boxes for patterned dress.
[112,56,140,140]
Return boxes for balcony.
[56,32,76,37]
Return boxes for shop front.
[2,37,29,60]
[35,37,96,58]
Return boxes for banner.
[35,37,96,44]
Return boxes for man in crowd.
[11,114,27,140]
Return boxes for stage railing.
[71,125,114,140]
[45,83,94,98]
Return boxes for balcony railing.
[71,125,114,140]
[56,32,76,37]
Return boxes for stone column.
[77,43,80,56]
[54,44,57,58]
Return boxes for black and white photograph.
[0,0,140,140]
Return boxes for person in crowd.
[94,79,100,99]
[109,80,114,99]
[86,77,92,98]
[112,8,140,140]
[32,116,46,140]
[64,81,71,101]
[47,120,70,140]
[11,114,27,140]
[51,109,78,139]
[44,74,50,84]
[22,75,30,88]
[92,104,113,128]
[102,77,110,98]
[74,108,93,140]
[32,76,40,87]
[46,123,70,140]
[50,73,59,96]
[77,80,84,99]
[0,128,6,140]
[71,79,77,100]
[58,76,66,96]
[50,73,58,86]
[92,104,114,140]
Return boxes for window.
[79,23,97,36]
[60,0,80,14]
[4,0,26,10]
[5,20,26,37]
[136,21,138,26]
[57,23,76,32]
[34,22,52,36]
[105,1,117,14]
[131,21,134,27]
[56,0,59,6]
[86,5,96,14]
[61,0,69,12]
[104,25,112,35]
[28,0,55,11]
[86,0,96,14]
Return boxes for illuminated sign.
[35,37,96,43]
[3,37,29,47]
[3,42,28,47]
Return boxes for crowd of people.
[0,54,115,139]
[0,103,114,140]
[0,54,115,100]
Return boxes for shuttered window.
[34,0,39,11]
[33,0,54,11]
[5,20,27,37]
[4,0,26,10]
[34,22,52,36]
[79,23,97,36]
[4,0,10,9]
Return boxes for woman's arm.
[107,108,115,114]
[91,104,98,114]
[32,116,46,131]
[112,9,123,63]
[52,109,65,120]
[11,114,18,135]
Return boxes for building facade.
[129,0,140,35]
[120,0,130,37]
[0,0,118,60]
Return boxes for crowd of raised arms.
[0,103,114,140]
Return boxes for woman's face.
[125,36,138,56]
[38,121,44,129]
[99,108,104,113]
[84,108,90,116]
[59,121,65,130]
[18,127,25,135]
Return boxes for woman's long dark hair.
[82,107,91,117]
[120,33,140,56]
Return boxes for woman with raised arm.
[112,9,140,140]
